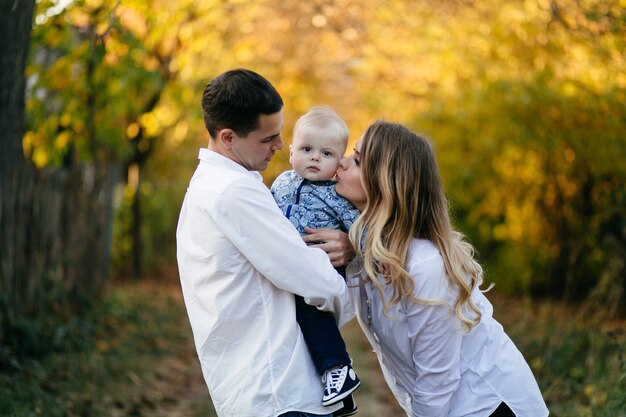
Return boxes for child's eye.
[323,151,333,157]
[303,146,312,152]
[354,156,360,166]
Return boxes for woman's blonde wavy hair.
[349,120,485,331]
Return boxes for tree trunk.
[0,0,116,346]
[132,164,143,280]
[0,0,35,164]
[0,0,38,334]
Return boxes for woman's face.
[335,139,367,211]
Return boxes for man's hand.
[302,227,355,267]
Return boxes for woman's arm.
[405,254,463,417]
[302,227,355,267]
[407,303,462,416]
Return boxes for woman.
[335,120,548,417]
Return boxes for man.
[176,69,354,417]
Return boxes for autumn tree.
[20,0,626,306]
[25,0,202,278]
[177,0,625,302]
[1,0,116,351]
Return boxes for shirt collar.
[198,148,263,181]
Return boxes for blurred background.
[1,0,624,416]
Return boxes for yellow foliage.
[139,113,159,137]
[25,0,626,296]
[46,31,62,48]
[233,45,254,63]
[140,181,154,195]
[583,384,608,406]
[22,131,39,157]
[557,174,579,199]
[74,120,85,134]
[32,148,49,168]
[68,8,90,28]
[96,21,111,36]
[105,40,129,65]
[493,224,508,241]
[59,114,72,127]
[311,14,327,28]
[54,131,71,149]
[140,106,178,138]
[118,6,148,38]
[86,0,104,8]
[126,123,140,139]
[172,121,189,144]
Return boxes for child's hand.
[302,227,355,267]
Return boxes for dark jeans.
[295,267,350,375]
[489,402,516,417]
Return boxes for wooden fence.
[0,162,119,339]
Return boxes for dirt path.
[341,321,408,417]
[141,339,217,417]
[124,277,626,417]
[134,281,404,417]
[140,320,404,417]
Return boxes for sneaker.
[321,364,361,406]
[333,394,358,417]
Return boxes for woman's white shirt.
[347,239,549,417]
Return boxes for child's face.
[290,126,346,182]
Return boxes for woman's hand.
[302,227,356,267]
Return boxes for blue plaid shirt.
[271,170,360,235]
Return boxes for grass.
[0,280,624,417]
[490,295,626,417]
[347,293,626,417]
[0,281,214,417]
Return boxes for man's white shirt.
[176,148,353,417]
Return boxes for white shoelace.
[325,366,348,392]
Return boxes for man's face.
[231,110,284,171]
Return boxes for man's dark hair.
[201,68,283,138]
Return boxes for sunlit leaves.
[24,0,625,296]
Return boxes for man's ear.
[217,129,236,149]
